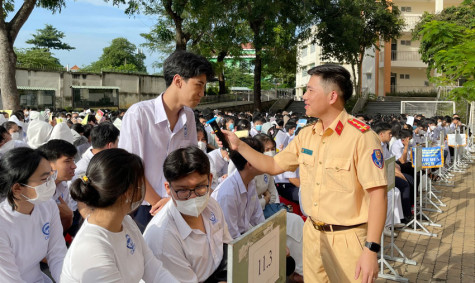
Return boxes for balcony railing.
[380,51,422,62]
[389,85,436,94]
[403,14,422,32]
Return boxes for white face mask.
[130,185,145,213]
[437,122,442,127]
[21,172,57,205]
[409,138,414,144]
[174,193,209,217]
[430,125,436,130]
[11,132,20,141]
[264,150,276,157]
[197,141,207,152]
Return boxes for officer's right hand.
[215,129,240,150]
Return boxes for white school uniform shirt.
[390,139,406,161]
[53,181,76,211]
[61,215,178,283]
[119,94,197,198]
[74,146,94,178]
[0,199,67,283]
[255,174,279,209]
[144,198,232,283]
[208,149,229,189]
[381,141,393,159]
[211,170,265,239]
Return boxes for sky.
[10,0,161,73]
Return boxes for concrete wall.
[13,68,166,109]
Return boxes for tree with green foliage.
[234,0,308,110]
[308,0,404,97]
[413,0,474,101]
[15,48,62,69]
[0,0,140,110]
[82,37,147,73]
[26,24,74,51]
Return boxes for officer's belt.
[309,217,365,232]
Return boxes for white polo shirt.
[61,215,177,282]
[119,94,197,198]
[144,198,232,283]
[0,199,66,283]
[211,170,265,238]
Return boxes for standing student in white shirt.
[144,146,232,282]
[0,147,67,283]
[61,148,177,283]
[119,51,214,230]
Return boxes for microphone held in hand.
[206,117,230,152]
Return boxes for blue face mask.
[413,126,417,130]
[256,125,262,132]
[228,123,234,131]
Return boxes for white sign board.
[447,134,466,147]
[385,157,396,191]
[227,210,286,283]
[406,116,415,126]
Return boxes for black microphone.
[206,117,230,152]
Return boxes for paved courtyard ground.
[380,159,475,282]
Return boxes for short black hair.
[163,51,214,87]
[371,122,392,134]
[307,64,353,102]
[163,146,210,183]
[285,121,297,132]
[0,148,48,210]
[91,122,120,149]
[70,148,144,208]
[399,129,412,139]
[254,133,276,148]
[236,119,251,131]
[37,139,77,161]
[230,137,263,171]
[71,123,84,134]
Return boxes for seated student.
[37,140,77,232]
[208,147,230,190]
[61,149,177,282]
[144,146,232,283]
[211,137,265,238]
[0,148,67,282]
[74,122,119,179]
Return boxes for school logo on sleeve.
[264,174,269,184]
[125,234,136,255]
[210,212,217,224]
[184,124,188,137]
[372,149,384,169]
[42,222,50,240]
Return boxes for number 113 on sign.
[248,227,280,283]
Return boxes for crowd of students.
[0,50,469,283]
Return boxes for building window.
[401,40,412,46]
[72,74,80,79]
[19,90,55,109]
[72,88,119,108]
[366,73,372,80]
[424,81,429,86]
[399,74,410,79]
[301,46,308,57]
[301,68,307,78]
[310,44,316,53]
[82,74,87,79]
[405,74,410,79]
[400,74,405,79]
[401,6,412,12]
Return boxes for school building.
[0,67,166,110]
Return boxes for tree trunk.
[0,0,38,110]
[217,51,227,95]
[357,53,364,99]
[0,32,19,110]
[164,0,188,51]
[350,63,358,98]
[253,46,262,111]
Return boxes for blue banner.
[411,146,444,168]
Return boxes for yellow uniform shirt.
[274,110,387,226]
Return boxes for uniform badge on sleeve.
[372,149,384,169]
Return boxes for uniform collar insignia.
[335,121,344,136]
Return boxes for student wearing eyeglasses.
[143,146,232,283]
[0,148,67,282]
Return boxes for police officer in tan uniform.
[220,64,387,283]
